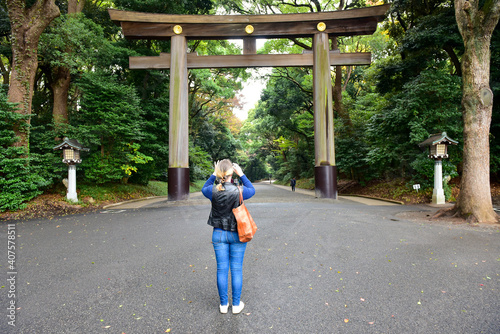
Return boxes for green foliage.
[39,13,107,72]
[377,5,462,92]
[336,134,371,181]
[244,155,270,181]
[187,40,250,173]
[83,153,123,184]
[189,143,213,182]
[410,155,458,197]
[147,181,168,195]
[74,72,144,144]
[74,71,149,183]
[190,180,207,193]
[29,124,69,186]
[192,117,240,162]
[296,178,315,190]
[365,68,462,178]
[240,67,315,182]
[128,97,169,184]
[0,93,50,211]
[0,2,11,38]
[114,0,213,15]
[120,143,153,180]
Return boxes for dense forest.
[1,0,499,220]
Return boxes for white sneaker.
[232,301,244,314]
[219,304,228,314]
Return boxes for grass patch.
[274,178,315,190]
[78,182,165,202]
[78,179,206,202]
[147,181,168,196]
[273,179,286,186]
[65,179,207,203]
[344,178,434,204]
[190,180,206,193]
[296,178,315,190]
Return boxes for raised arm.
[240,175,255,200]
[202,174,216,200]
[233,163,255,200]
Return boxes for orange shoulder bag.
[233,186,257,242]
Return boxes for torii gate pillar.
[168,35,190,200]
[313,32,337,198]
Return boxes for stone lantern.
[53,138,89,202]
[418,132,458,204]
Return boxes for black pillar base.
[168,167,190,201]
[314,165,338,199]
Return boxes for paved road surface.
[1,183,499,333]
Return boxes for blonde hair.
[215,159,233,191]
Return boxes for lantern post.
[53,138,89,202]
[418,132,458,204]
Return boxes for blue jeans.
[212,228,247,306]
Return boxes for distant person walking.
[202,159,256,314]
[290,177,296,192]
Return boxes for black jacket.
[207,182,240,232]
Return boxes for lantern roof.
[418,132,458,148]
[53,137,89,151]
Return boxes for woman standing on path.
[202,159,256,314]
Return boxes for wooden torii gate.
[108,5,389,200]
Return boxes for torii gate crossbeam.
[108,5,389,201]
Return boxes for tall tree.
[6,0,60,148]
[453,0,500,223]
[331,0,356,130]
[51,0,85,127]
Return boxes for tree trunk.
[51,0,86,128]
[331,37,352,130]
[453,0,500,223]
[7,0,60,148]
[68,0,85,14]
[51,66,71,125]
[331,0,352,131]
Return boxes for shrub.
[410,154,458,200]
[0,94,50,211]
